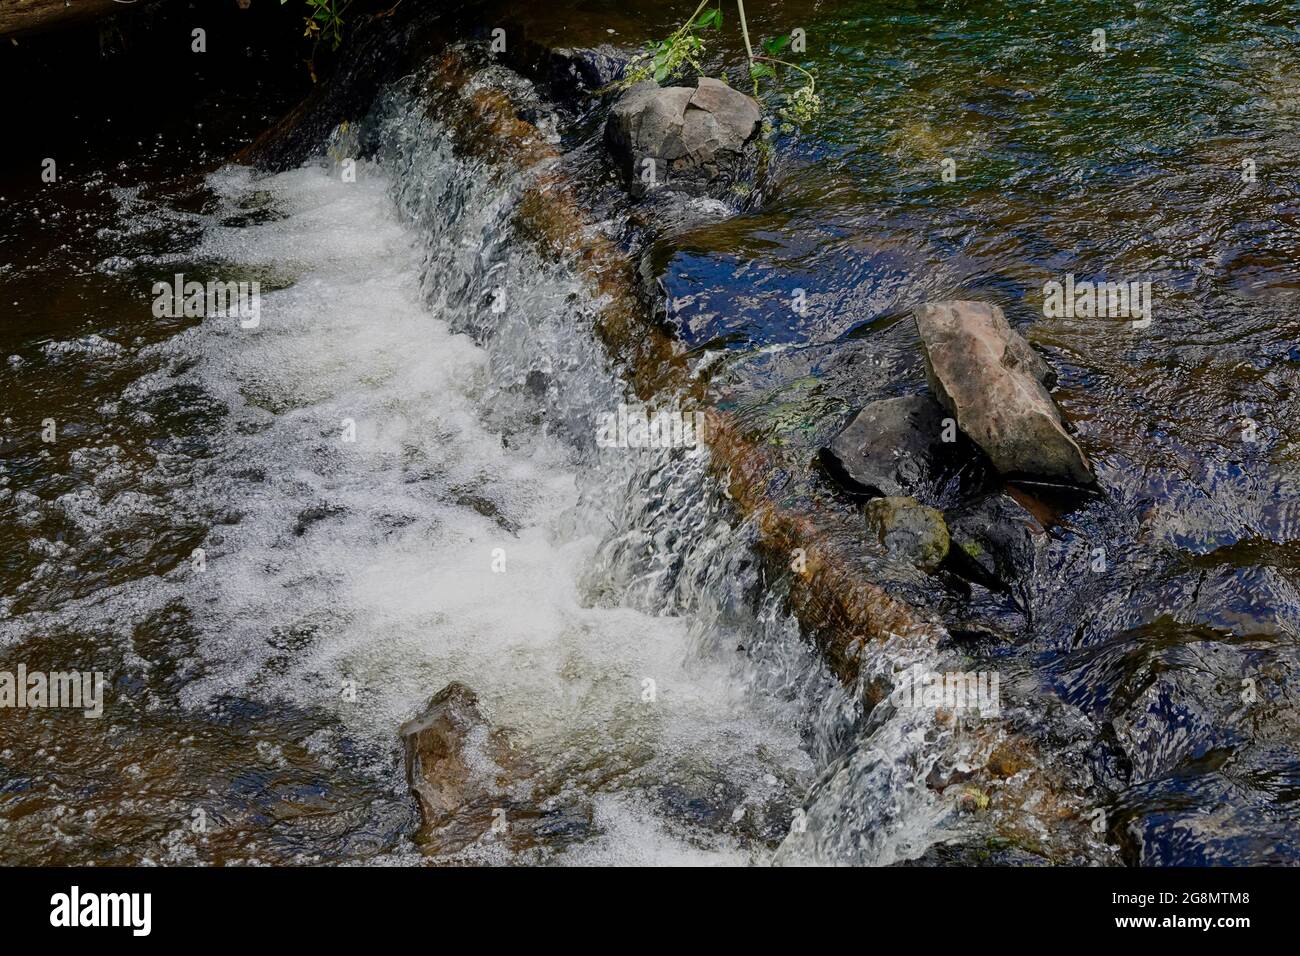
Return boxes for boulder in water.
[946,492,1047,591]
[821,394,964,501]
[913,300,1094,485]
[605,77,761,197]
[508,39,630,103]
[399,681,596,854]
[399,681,524,838]
[546,45,628,96]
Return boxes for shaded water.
[3,0,1299,865]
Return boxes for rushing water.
[3,0,1299,865]
[1,58,876,863]
[653,0,1300,865]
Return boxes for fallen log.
[0,0,139,37]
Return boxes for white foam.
[158,161,815,862]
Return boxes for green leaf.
[654,63,669,82]
[749,62,776,79]
[694,8,721,30]
[762,35,791,55]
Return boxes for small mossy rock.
[605,77,761,198]
[865,496,950,571]
[822,394,958,501]
[913,300,1094,485]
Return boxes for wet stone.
[914,300,1094,485]
[945,493,1046,589]
[399,682,527,843]
[865,496,950,571]
[543,45,629,99]
[820,394,968,503]
[605,77,761,198]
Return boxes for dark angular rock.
[544,44,628,98]
[946,493,1046,589]
[821,394,960,501]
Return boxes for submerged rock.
[865,496,950,571]
[399,682,525,839]
[605,77,761,197]
[913,300,1094,485]
[946,492,1047,590]
[821,394,963,501]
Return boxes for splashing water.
[1,51,1111,866]
[4,78,876,864]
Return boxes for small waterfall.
[0,51,1084,866]
[323,64,986,864]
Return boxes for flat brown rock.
[1,0,129,37]
[399,682,523,833]
[914,300,1094,485]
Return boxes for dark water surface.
[2,1,1299,864]
[657,0,1300,864]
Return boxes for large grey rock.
[822,394,961,501]
[605,77,761,197]
[865,496,950,571]
[913,301,1094,484]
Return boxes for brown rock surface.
[1,0,134,37]
[914,300,1094,484]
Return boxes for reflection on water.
[648,0,1300,864]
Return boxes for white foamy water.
[1,73,983,866]
[145,159,825,863]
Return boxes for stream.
[2,0,1298,866]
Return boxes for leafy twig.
[283,0,353,79]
